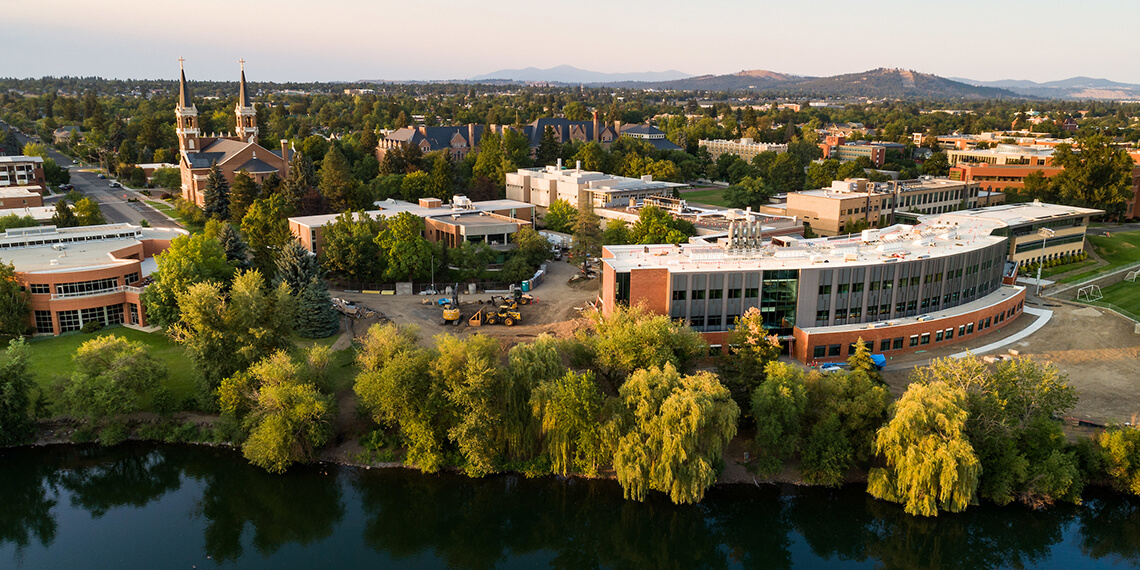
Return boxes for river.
[1,443,1138,569]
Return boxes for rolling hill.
[470,65,691,83]
[951,76,1140,100]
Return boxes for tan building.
[288,196,535,256]
[783,177,997,236]
[946,144,1053,167]
[926,201,1102,267]
[698,138,787,162]
[505,162,687,214]
[176,60,292,208]
[3,224,186,334]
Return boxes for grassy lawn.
[1085,280,1140,321]
[24,326,199,402]
[681,188,732,207]
[1060,231,1140,284]
[1040,259,1097,279]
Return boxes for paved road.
[4,123,180,229]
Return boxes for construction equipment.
[468,305,522,327]
[512,288,535,306]
[440,284,462,326]
[489,289,535,311]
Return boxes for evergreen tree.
[571,202,602,272]
[295,277,340,339]
[427,153,455,200]
[359,129,378,156]
[535,126,560,167]
[319,144,359,212]
[275,241,322,294]
[50,199,79,227]
[283,151,316,213]
[217,222,252,271]
[229,170,259,224]
[203,163,231,220]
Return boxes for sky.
[4,0,1139,84]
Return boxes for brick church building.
[176,59,292,207]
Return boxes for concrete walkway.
[950,307,1053,358]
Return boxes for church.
[176,59,292,208]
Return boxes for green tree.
[319,212,384,285]
[846,337,882,383]
[629,205,689,245]
[283,151,317,213]
[295,277,340,339]
[229,170,259,224]
[275,240,322,295]
[218,348,334,473]
[151,167,180,190]
[171,270,295,403]
[319,144,360,212]
[719,307,782,411]
[570,202,603,273]
[399,170,430,202]
[922,152,950,176]
[602,219,631,245]
[0,339,35,445]
[141,233,234,327]
[868,381,980,517]
[73,197,105,226]
[1098,428,1140,496]
[452,240,495,282]
[240,193,294,278]
[52,335,166,421]
[50,199,79,227]
[503,334,565,460]
[572,141,609,172]
[750,362,807,475]
[427,152,455,200]
[535,126,561,167]
[531,370,612,476]
[1051,133,1135,218]
[435,333,503,477]
[203,163,231,220]
[543,198,578,233]
[767,152,805,192]
[573,303,707,392]
[0,262,31,336]
[217,222,251,270]
[613,364,739,504]
[0,213,38,232]
[723,176,774,214]
[513,224,551,270]
[376,211,432,282]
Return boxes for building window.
[920,333,931,345]
[709,289,723,300]
[819,285,832,295]
[54,277,119,297]
[616,272,630,304]
[813,346,826,359]
[672,290,687,301]
[985,317,992,328]
[691,290,706,300]
[880,339,891,351]
[967,323,974,334]
[936,331,944,342]
[945,328,954,340]
[745,287,759,298]
[30,283,50,294]
[707,314,722,328]
[849,307,862,320]
[34,310,53,333]
[726,314,740,328]
[124,272,140,285]
[909,335,919,347]
[58,310,81,332]
[816,310,830,324]
[690,316,704,328]
[828,345,841,357]
[853,282,864,293]
[870,281,880,291]
[959,325,966,336]
[893,337,904,350]
[837,284,849,294]
[728,289,742,299]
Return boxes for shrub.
[160,192,173,200]
[80,320,104,333]
[98,422,129,446]
[150,386,179,416]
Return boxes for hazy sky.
[5,0,1138,83]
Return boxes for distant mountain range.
[950,76,1140,100]
[469,65,691,84]
[458,65,1140,100]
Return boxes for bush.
[98,422,129,446]
[80,320,104,333]
[160,192,173,200]
[150,386,179,416]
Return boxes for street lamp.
[1035,227,1056,296]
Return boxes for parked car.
[58,183,74,191]
[97,174,106,179]
[109,181,121,188]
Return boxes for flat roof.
[0,187,42,198]
[0,156,44,164]
[1,224,187,274]
[289,198,534,228]
[923,201,1103,227]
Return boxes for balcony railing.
[50,285,144,300]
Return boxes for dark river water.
[1,442,1138,569]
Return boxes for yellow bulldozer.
[468,305,522,327]
[440,285,462,326]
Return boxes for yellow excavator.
[490,289,535,311]
[440,285,462,326]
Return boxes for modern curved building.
[2,224,187,335]
[599,201,1101,363]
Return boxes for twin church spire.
[175,58,258,153]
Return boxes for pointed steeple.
[238,58,251,108]
[178,57,193,109]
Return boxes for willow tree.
[750,362,807,475]
[531,370,612,477]
[574,303,707,392]
[613,364,739,504]
[868,381,980,517]
[434,333,502,478]
[218,348,334,474]
[504,334,565,460]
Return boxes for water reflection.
[0,448,58,554]
[0,444,1139,569]
[181,448,345,562]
